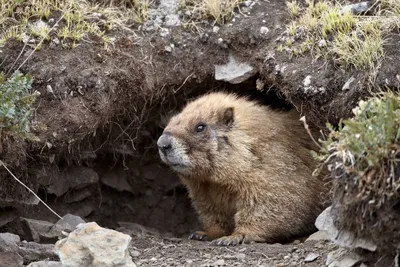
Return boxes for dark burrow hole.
[3,75,296,240]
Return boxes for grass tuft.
[0,0,152,49]
[282,0,399,71]
[179,0,244,25]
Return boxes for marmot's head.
[157,92,238,177]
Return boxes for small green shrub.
[315,91,400,204]
[314,91,400,250]
[0,71,39,141]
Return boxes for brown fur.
[157,92,328,246]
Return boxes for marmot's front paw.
[189,231,210,241]
[210,234,247,246]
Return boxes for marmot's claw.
[210,235,244,246]
[189,232,208,241]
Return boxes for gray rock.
[18,242,58,264]
[304,252,319,262]
[305,230,329,242]
[0,232,21,252]
[27,261,62,267]
[342,76,356,91]
[326,248,362,267]
[21,218,54,243]
[101,170,134,193]
[63,188,92,204]
[260,26,270,35]
[38,166,99,197]
[73,205,94,218]
[55,222,137,267]
[215,54,256,84]
[315,206,377,252]
[0,210,17,227]
[47,214,86,239]
[318,39,327,47]
[0,251,23,267]
[341,1,372,15]
[116,222,161,237]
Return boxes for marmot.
[157,92,327,246]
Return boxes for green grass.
[281,0,399,71]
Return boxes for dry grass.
[281,0,400,72]
[0,0,152,49]
[179,0,244,25]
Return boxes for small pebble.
[304,252,320,262]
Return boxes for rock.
[47,213,86,239]
[326,248,362,267]
[215,54,256,84]
[22,214,85,243]
[341,1,373,15]
[260,26,270,35]
[305,230,329,242]
[116,222,161,237]
[0,210,17,227]
[304,252,319,262]
[318,39,327,47]
[27,261,62,267]
[342,76,356,91]
[213,259,225,266]
[73,205,94,218]
[55,222,137,267]
[18,241,58,264]
[21,218,54,243]
[63,188,92,204]
[38,166,99,197]
[0,251,23,267]
[213,26,220,33]
[0,232,21,252]
[315,206,377,252]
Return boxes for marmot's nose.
[157,132,173,155]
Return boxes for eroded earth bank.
[0,0,399,266]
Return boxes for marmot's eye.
[195,123,207,133]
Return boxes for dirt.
[0,0,399,265]
[127,233,338,267]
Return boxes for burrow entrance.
[1,75,294,240]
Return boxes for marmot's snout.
[157,132,190,173]
[157,132,173,156]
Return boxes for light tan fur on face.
[157,91,328,246]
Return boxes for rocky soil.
[0,0,399,266]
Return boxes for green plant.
[314,92,400,196]
[0,71,39,141]
[286,0,300,18]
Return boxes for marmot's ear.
[220,107,234,127]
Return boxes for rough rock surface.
[27,260,62,267]
[214,54,257,84]
[55,222,137,267]
[0,251,23,267]
[315,207,377,252]
[18,241,58,264]
[0,232,21,252]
